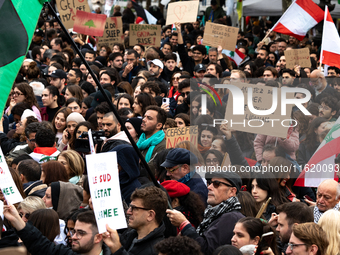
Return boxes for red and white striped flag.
[295,119,340,187]
[223,48,246,66]
[271,0,324,40]
[320,6,340,69]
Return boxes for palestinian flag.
[73,10,107,37]
[131,0,157,24]
[0,0,46,115]
[295,118,340,187]
[222,48,247,66]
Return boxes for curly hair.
[155,236,203,255]
[14,82,39,109]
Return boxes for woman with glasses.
[168,71,182,100]
[203,149,224,169]
[98,45,111,59]
[6,82,42,121]
[231,217,279,255]
[17,196,46,223]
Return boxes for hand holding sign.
[102,224,122,254]
[166,1,199,25]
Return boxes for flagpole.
[319,5,328,69]
[47,2,173,209]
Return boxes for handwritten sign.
[98,17,124,48]
[166,126,198,148]
[129,24,161,46]
[284,48,311,69]
[166,1,199,25]
[73,10,107,37]
[203,23,239,52]
[0,148,23,204]
[86,152,127,233]
[224,82,293,138]
[56,0,91,30]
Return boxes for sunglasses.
[207,179,234,189]
[19,212,31,219]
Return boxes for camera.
[74,131,105,153]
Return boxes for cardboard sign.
[56,0,91,30]
[166,126,198,148]
[98,17,124,48]
[86,152,127,233]
[284,48,311,69]
[0,149,23,204]
[224,82,293,138]
[129,24,161,46]
[73,10,107,37]
[166,1,199,25]
[203,23,239,52]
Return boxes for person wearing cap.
[120,49,146,83]
[148,59,168,86]
[58,112,85,151]
[48,69,67,94]
[205,0,226,23]
[161,180,206,229]
[167,171,244,255]
[161,148,208,204]
[194,64,206,81]
[29,29,44,50]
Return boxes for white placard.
[88,129,95,154]
[0,148,23,204]
[86,152,127,233]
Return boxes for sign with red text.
[56,0,91,30]
[203,22,239,52]
[73,10,107,36]
[98,17,124,48]
[129,24,161,46]
[86,152,127,233]
[166,1,199,25]
[0,148,23,204]
[284,48,311,69]
[166,126,198,148]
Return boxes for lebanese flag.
[294,118,340,187]
[320,6,340,69]
[271,0,324,40]
[73,10,107,37]
[222,48,247,66]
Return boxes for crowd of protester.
[1,2,340,255]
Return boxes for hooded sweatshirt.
[110,144,141,204]
[50,181,83,221]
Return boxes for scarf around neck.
[196,196,241,235]
[137,130,164,162]
[314,203,340,223]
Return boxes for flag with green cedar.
[0,0,47,115]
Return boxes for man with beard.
[281,69,296,87]
[310,69,336,104]
[4,209,112,255]
[108,52,124,72]
[270,202,314,254]
[148,59,168,86]
[120,49,146,83]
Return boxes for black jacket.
[113,222,165,255]
[17,222,112,255]
[0,132,23,155]
[119,64,146,83]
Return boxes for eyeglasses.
[165,165,181,173]
[172,77,180,81]
[100,49,107,52]
[206,158,219,164]
[69,229,93,239]
[13,91,24,97]
[318,105,330,111]
[28,139,36,143]
[19,212,30,219]
[207,180,234,189]
[287,243,307,251]
[128,204,151,212]
[181,92,190,97]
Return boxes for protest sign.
[166,1,199,25]
[224,82,294,138]
[56,0,91,30]
[0,149,23,204]
[86,152,127,233]
[203,23,239,51]
[166,126,198,148]
[97,17,124,48]
[284,48,311,69]
[73,10,107,37]
[129,24,161,46]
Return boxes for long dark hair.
[304,117,328,150]
[45,85,64,106]
[15,82,39,109]
[28,209,60,242]
[69,121,94,150]
[135,93,157,116]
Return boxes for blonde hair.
[17,196,46,213]
[318,210,340,255]
[59,150,84,177]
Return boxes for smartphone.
[162,98,170,105]
[304,195,313,201]
[258,232,274,252]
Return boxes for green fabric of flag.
[0,0,47,115]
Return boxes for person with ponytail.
[231,217,279,255]
[26,62,41,82]
[40,86,62,122]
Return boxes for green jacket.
[205,6,225,22]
